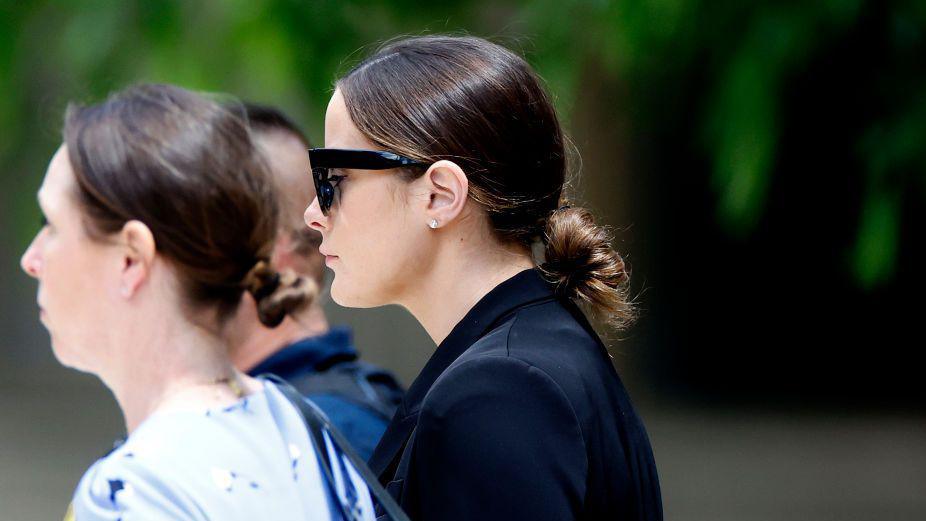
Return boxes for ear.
[118,220,156,299]
[422,160,469,228]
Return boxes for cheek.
[329,183,429,306]
[48,238,103,303]
[42,235,114,368]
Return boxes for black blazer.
[369,269,662,521]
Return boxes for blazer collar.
[369,268,556,476]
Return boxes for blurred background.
[1,0,924,519]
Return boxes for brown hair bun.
[243,260,318,327]
[540,206,635,329]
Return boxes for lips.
[319,245,339,266]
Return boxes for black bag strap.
[260,375,347,520]
[260,374,411,521]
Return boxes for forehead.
[324,89,375,149]
[38,145,76,209]
[255,130,310,172]
[254,130,314,214]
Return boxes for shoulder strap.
[261,374,411,521]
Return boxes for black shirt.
[369,269,662,520]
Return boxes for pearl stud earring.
[429,219,439,229]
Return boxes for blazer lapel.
[368,408,420,479]
[368,269,557,481]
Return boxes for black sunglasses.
[308,148,427,215]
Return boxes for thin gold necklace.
[214,375,245,398]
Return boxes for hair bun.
[244,260,279,301]
[540,206,635,329]
[243,260,317,327]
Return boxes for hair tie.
[243,259,281,302]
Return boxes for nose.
[20,233,43,278]
[304,197,327,231]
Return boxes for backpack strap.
[261,374,411,521]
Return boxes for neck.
[400,234,534,345]
[227,301,330,372]
[98,313,248,434]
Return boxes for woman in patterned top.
[20,84,373,520]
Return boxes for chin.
[49,337,93,373]
[330,276,386,309]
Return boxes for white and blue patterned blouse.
[69,381,375,520]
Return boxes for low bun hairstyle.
[540,206,634,328]
[63,83,316,327]
[243,260,317,327]
[338,36,634,328]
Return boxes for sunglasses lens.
[319,183,334,214]
[312,168,331,215]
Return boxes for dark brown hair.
[338,35,634,328]
[64,83,314,327]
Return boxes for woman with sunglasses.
[21,84,376,520]
[305,36,662,521]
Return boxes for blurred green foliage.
[1,0,922,288]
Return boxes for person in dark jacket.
[303,35,662,520]
[223,102,404,460]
